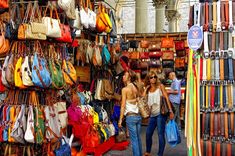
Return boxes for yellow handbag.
[99,124,107,141]
[96,4,108,32]
[102,7,112,33]
[62,60,77,86]
[92,110,99,124]
[14,57,26,89]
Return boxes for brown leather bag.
[148,42,161,51]
[175,58,185,68]
[140,40,149,49]
[102,79,114,100]
[129,51,140,59]
[161,51,174,60]
[175,41,185,50]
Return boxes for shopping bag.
[165,120,181,147]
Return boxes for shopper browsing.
[118,70,143,156]
[143,71,174,156]
[167,72,182,131]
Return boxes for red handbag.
[161,51,174,60]
[56,24,72,43]
[148,42,161,51]
[175,41,185,50]
[84,127,100,148]
[149,51,163,58]
[140,52,149,59]
[0,69,5,92]
[161,38,174,48]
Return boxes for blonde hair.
[144,70,161,87]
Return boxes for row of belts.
[198,0,235,33]
[200,139,235,156]
[201,112,235,143]
[200,31,235,113]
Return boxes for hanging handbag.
[140,52,149,59]
[5,4,21,40]
[21,55,34,86]
[175,57,185,69]
[96,4,108,32]
[69,7,82,30]
[140,40,149,49]
[176,50,186,57]
[109,10,117,37]
[84,127,100,147]
[54,138,71,156]
[149,51,163,58]
[121,41,130,51]
[161,38,174,48]
[149,59,161,68]
[65,0,76,19]
[32,51,52,88]
[162,51,174,60]
[163,68,174,76]
[14,56,26,89]
[42,6,61,38]
[62,55,77,86]
[175,41,185,50]
[162,60,174,68]
[129,40,139,49]
[18,2,31,40]
[80,0,89,29]
[148,42,161,51]
[139,61,149,69]
[102,5,112,33]
[0,23,9,56]
[129,51,140,59]
[0,0,8,8]
[0,68,5,92]
[1,55,9,87]
[56,15,72,43]
[92,45,102,66]
[24,105,35,143]
[87,0,96,29]
[175,70,185,79]
[34,106,45,144]
[101,45,111,65]
[58,0,72,11]
[54,102,68,129]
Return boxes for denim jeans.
[172,103,181,130]
[126,115,142,156]
[146,114,167,156]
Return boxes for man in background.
[167,72,182,131]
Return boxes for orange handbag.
[161,51,174,60]
[0,0,9,8]
[140,40,149,49]
[96,4,108,32]
[175,58,185,68]
[148,42,161,51]
[129,52,140,59]
[161,38,174,48]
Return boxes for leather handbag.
[148,42,161,51]
[162,60,174,68]
[149,51,163,58]
[32,52,52,88]
[140,40,149,49]
[14,56,26,89]
[140,52,149,59]
[0,68,5,92]
[176,50,186,57]
[161,38,174,48]
[137,97,150,118]
[5,4,21,40]
[175,70,185,79]
[87,0,96,29]
[0,26,9,56]
[129,51,140,59]
[54,138,71,156]
[130,60,140,70]
[109,10,117,37]
[175,41,185,50]
[92,45,102,66]
[160,96,169,115]
[21,55,34,86]
[149,59,161,68]
[102,5,112,33]
[121,41,130,51]
[139,61,149,69]
[24,105,35,143]
[42,7,61,38]
[80,0,89,29]
[101,45,111,65]
[56,16,72,43]
[1,55,9,87]
[62,59,77,86]
[0,0,8,8]
[34,106,45,144]
[175,58,185,69]
[69,7,82,30]
[116,128,127,143]
[129,40,139,49]
[161,51,174,60]
[84,127,100,147]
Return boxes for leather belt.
[228,33,234,82]
[204,113,210,140]
[224,112,229,140]
[204,2,209,31]
[227,143,231,156]
[221,113,225,141]
[215,32,220,81]
[208,1,213,32]
[220,32,225,81]
[217,1,222,31]
[228,113,232,139]
[207,140,212,156]
[214,113,218,140]
[213,1,217,32]
[229,0,234,32]
[216,142,221,156]
[223,32,229,81]
[231,113,234,139]
[126,112,139,116]
[201,3,205,28]
[210,112,214,137]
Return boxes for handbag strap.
[22,2,32,23]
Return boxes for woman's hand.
[118,121,122,128]
[169,112,174,120]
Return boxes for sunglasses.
[150,76,157,79]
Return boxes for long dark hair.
[144,70,161,87]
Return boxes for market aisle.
[105,126,187,156]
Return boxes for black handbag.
[176,50,186,57]
[116,128,127,143]
[175,70,185,79]
[129,40,139,49]
[130,60,140,70]
[149,59,161,68]
[121,42,130,51]
[160,96,169,115]
[5,4,21,40]
[162,60,174,68]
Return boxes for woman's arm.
[118,88,127,127]
[160,84,174,119]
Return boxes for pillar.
[153,0,168,33]
[135,0,148,33]
[165,9,180,32]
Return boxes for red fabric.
[111,141,130,151]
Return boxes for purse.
[56,16,72,43]
[84,127,100,147]
[0,23,9,56]
[140,52,149,59]
[161,38,174,48]
[175,41,185,50]
[69,7,82,29]
[175,70,185,79]
[24,105,35,143]
[54,138,71,156]
[149,51,163,58]
[102,5,112,33]
[175,58,185,69]
[140,40,149,48]
[116,128,127,143]
[148,42,161,51]
[14,56,26,89]
[162,60,174,68]
[109,10,117,37]
[149,59,161,68]
[92,45,102,66]
[21,55,34,86]
[121,41,130,51]
[87,0,96,29]
[129,51,140,59]
[101,45,111,65]
[161,51,174,60]
[80,0,89,29]
[1,55,9,87]
[139,61,149,69]
[163,68,174,76]
[130,60,140,70]
[96,4,108,32]
[160,96,169,115]
[176,50,186,57]
[42,6,61,38]
[137,97,150,118]
[129,40,139,49]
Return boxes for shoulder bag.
[148,41,161,51]
[21,55,34,87]
[69,7,82,30]
[101,45,111,65]
[62,56,77,86]
[137,96,150,118]
[109,10,117,37]
[54,138,71,156]
[56,15,72,43]
[54,101,68,129]
[175,41,185,50]
[92,45,102,66]
[162,51,174,60]
[87,0,96,29]
[161,38,174,48]
[80,0,89,29]
[24,105,35,143]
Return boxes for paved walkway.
[105,126,187,156]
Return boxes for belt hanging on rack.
[210,112,214,137]
[208,1,213,32]
[220,32,225,81]
[216,142,221,156]
[214,113,218,140]
[217,1,222,32]
[220,112,225,141]
[215,32,220,81]
[204,2,209,31]
[223,32,229,81]
[213,1,217,32]
[224,112,229,140]
[229,0,234,32]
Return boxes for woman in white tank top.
[118,70,143,156]
[143,71,174,156]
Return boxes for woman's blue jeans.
[126,115,142,156]
[146,114,167,156]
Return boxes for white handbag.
[88,7,96,29]
[11,105,26,144]
[94,46,102,66]
[71,7,82,29]
[42,7,61,38]
[80,6,89,29]
[24,105,35,143]
[1,55,9,87]
[21,56,34,86]
[101,107,108,123]
[54,101,68,129]
[58,0,71,11]
[86,43,93,63]
[108,123,115,136]
[44,105,61,140]
[94,79,103,100]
